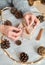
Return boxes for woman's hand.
[0,25,22,41]
[24,13,40,29]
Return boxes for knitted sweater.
[0,0,40,16]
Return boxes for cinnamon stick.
[36,28,43,40]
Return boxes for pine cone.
[15,40,22,46]
[4,20,12,26]
[1,39,10,49]
[10,7,23,19]
[36,15,44,22]
[37,46,45,56]
[19,52,29,62]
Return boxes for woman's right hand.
[0,25,22,41]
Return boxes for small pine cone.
[15,40,22,46]
[37,46,45,56]
[36,15,44,22]
[10,7,23,19]
[1,39,10,49]
[4,20,12,26]
[10,7,17,14]
[19,52,29,62]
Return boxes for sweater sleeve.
[13,0,41,16]
[0,0,10,9]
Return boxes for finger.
[7,31,17,38]
[29,15,36,26]
[7,32,19,41]
[10,26,21,31]
[24,15,29,26]
[8,29,22,38]
[12,30,22,36]
[14,36,19,41]
[34,18,40,29]
[9,35,19,41]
